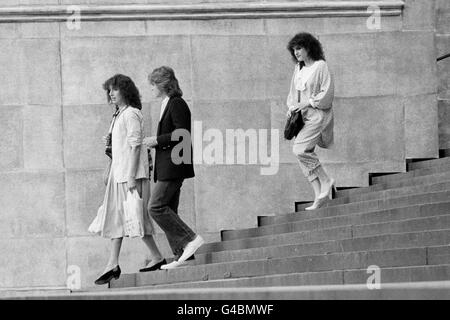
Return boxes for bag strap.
[108,106,129,134]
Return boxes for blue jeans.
[148,179,196,257]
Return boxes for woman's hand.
[127,176,137,191]
[143,136,158,148]
[102,134,111,146]
[288,105,301,117]
[288,101,311,116]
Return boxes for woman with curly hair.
[286,32,336,210]
[91,74,164,285]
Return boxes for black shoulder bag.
[284,90,305,140]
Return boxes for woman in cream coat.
[286,32,335,210]
[92,74,164,285]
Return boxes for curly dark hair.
[102,74,142,110]
[148,66,183,98]
[287,32,325,67]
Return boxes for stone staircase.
[9,152,450,299]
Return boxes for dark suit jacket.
[154,96,195,182]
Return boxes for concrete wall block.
[436,35,450,99]
[191,35,267,101]
[63,104,114,169]
[0,24,19,39]
[436,0,450,33]
[23,39,62,105]
[402,0,436,31]
[320,31,436,98]
[65,169,105,237]
[60,0,147,4]
[60,20,146,38]
[0,40,23,105]
[265,16,402,36]
[321,32,399,97]
[396,31,437,96]
[1,0,59,5]
[19,23,59,39]
[0,238,66,288]
[192,99,272,165]
[326,96,405,163]
[0,39,61,105]
[146,19,265,36]
[61,36,192,105]
[194,164,313,233]
[404,94,439,159]
[0,106,23,170]
[0,172,65,238]
[23,105,63,169]
[438,99,450,149]
[264,35,296,100]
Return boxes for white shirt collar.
[295,60,320,91]
[159,96,170,121]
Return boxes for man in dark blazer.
[145,66,204,270]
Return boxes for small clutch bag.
[284,111,305,140]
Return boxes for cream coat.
[287,60,334,148]
[111,107,149,183]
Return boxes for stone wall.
[0,0,439,289]
[436,0,450,148]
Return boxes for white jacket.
[111,107,149,183]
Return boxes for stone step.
[202,214,450,255]
[260,190,450,227]
[109,246,449,289]
[296,179,450,211]
[199,229,450,265]
[408,157,450,171]
[142,264,450,290]
[336,171,450,198]
[372,163,450,185]
[225,202,450,241]
[13,281,450,300]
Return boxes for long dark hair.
[287,32,325,68]
[102,74,142,110]
[148,66,183,98]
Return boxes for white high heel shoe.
[305,197,328,211]
[318,179,336,200]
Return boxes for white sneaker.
[160,260,187,270]
[177,235,205,263]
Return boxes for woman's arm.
[309,62,334,110]
[125,109,143,190]
[127,145,140,190]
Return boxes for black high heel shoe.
[94,265,121,285]
[139,258,167,272]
